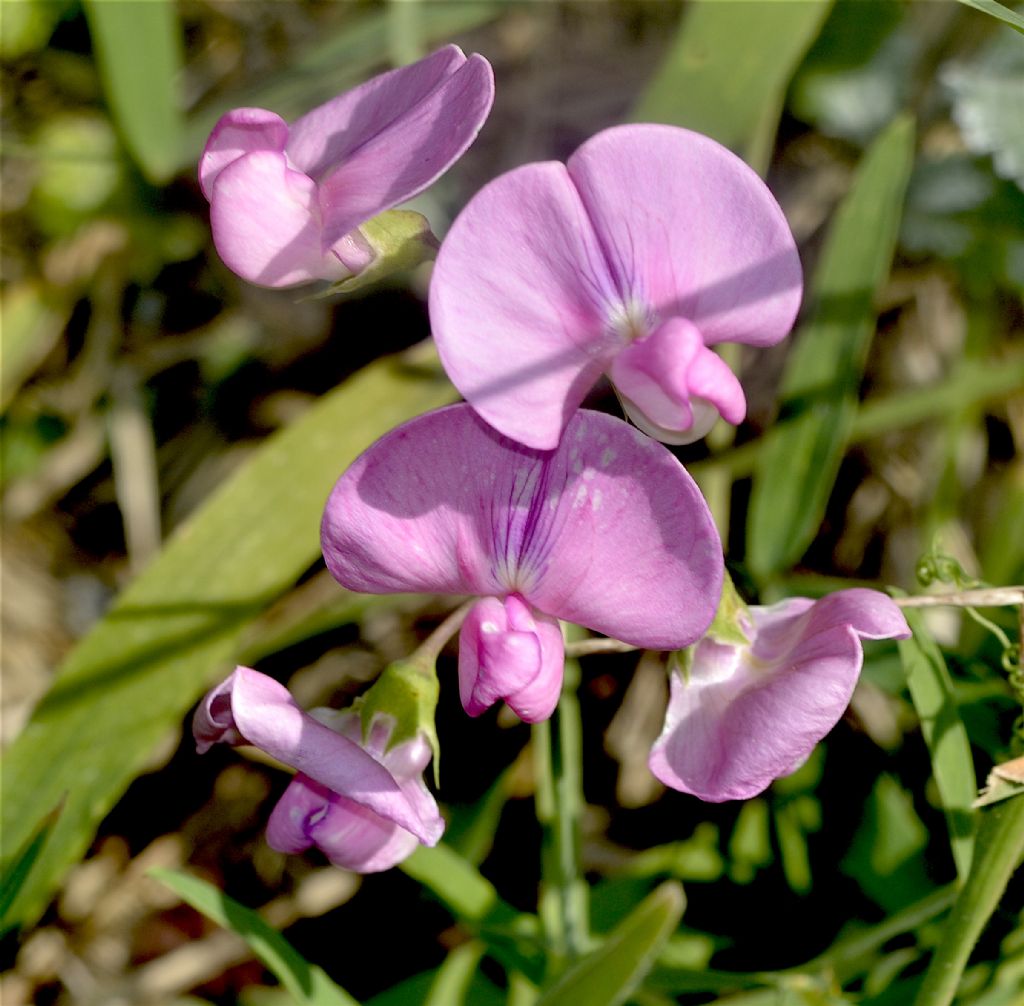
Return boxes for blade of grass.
[83,0,183,184]
[633,0,832,173]
[534,882,684,1006]
[897,607,978,880]
[955,0,1024,34]
[747,115,916,581]
[152,869,360,1006]
[913,796,1024,1006]
[0,348,454,929]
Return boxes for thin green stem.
[912,797,1024,1006]
[533,640,590,978]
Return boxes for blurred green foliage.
[1,1,1022,1005]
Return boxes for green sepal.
[315,210,438,298]
[356,659,441,786]
[705,573,752,647]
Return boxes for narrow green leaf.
[1,283,70,411]
[898,607,977,880]
[913,797,1024,1006]
[633,0,833,172]
[402,844,545,984]
[0,349,454,929]
[955,0,1024,34]
[82,0,184,184]
[747,116,916,580]
[534,882,684,1006]
[151,869,359,1006]
[0,800,63,936]
[423,941,487,1006]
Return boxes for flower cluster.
[195,46,910,872]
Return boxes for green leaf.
[423,942,488,1006]
[82,0,184,185]
[633,0,833,172]
[0,349,454,929]
[151,869,359,1006]
[400,843,544,983]
[534,882,684,1006]
[955,0,1024,34]
[897,607,977,880]
[913,797,1024,1006]
[0,283,70,412]
[747,115,916,580]
[0,800,63,936]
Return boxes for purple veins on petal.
[430,123,802,449]
[321,403,724,720]
[648,590,911,802]
[198,44,494,288]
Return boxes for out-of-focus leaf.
[0,349,455,929]
[944,31,1024,189]
[0,0,70,58]
[0,800,62,936]
[898,608,977,880]
[747,115,915,581]
[790,0,916,143]
[29,112,124,235]
[955,0,1024,34]
[82,0,184,184]
[401,843,544,982]
[913,797,1024,1006]
[535,882,684,1006]
[633,0,832,172]
[841,774,932,911]
[151,869,360,1006]
[0,284,70,411]
[729,798,773,884]
[423,942,488,1006]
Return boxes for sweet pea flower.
[194,666,443,872]
[430,124,802,448]
[199,45,494,287]
[648,590,911,802]
[321,404,723,723]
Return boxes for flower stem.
[534,639,590,977]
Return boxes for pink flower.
[648,590,911,802]
[199,45,494,288]
[321,404,723,723]
[194,667,442,872]
[430,124,802,448]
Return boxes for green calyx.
[668,573,751,679]
[356,658,441,784]
[705,572,752,647]
[318,210,438,297]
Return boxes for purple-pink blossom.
[648,590,911,802]
[194,667,442,871]
[321,404,723,723]
[199,45,493,287]
[430,124,802,448]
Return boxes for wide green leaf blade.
[534,881,684,1006]
[633,0,833,171]
[82,0,184,184]
[897,608,977,880]
[152,868,360,1006]
[0,349,454,929]
[955,0,1024,34]
[747,115,916,580]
